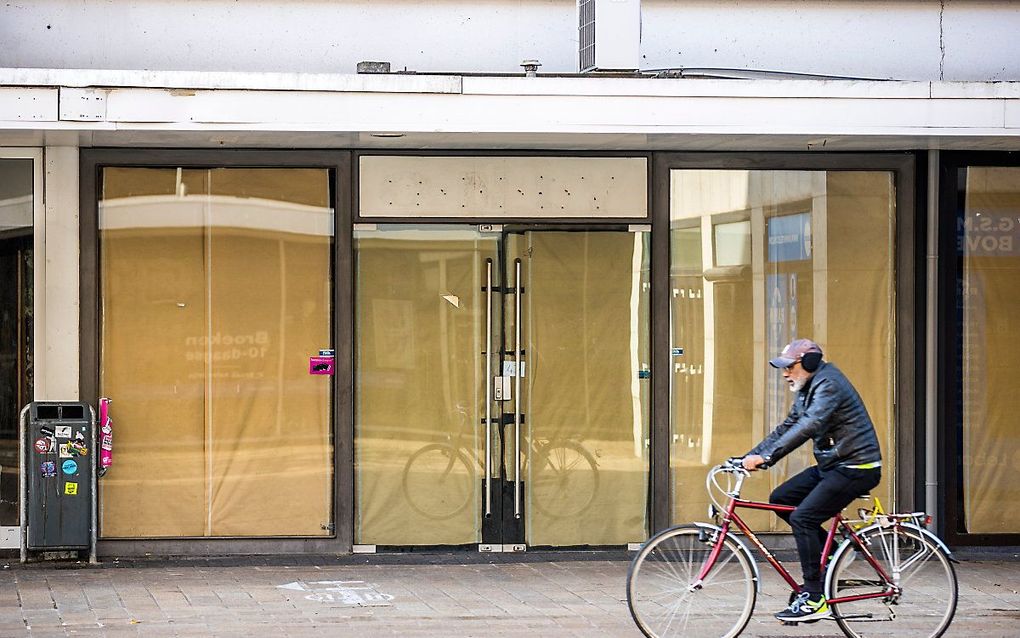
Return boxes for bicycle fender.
[857,521,956,562]
[826,521,958,594]
[825,538,858,596]
[689,521,761,588]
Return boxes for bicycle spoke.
[628,526,756,638]
[830,528,957,638]
[530,443,597,518]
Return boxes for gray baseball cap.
[769,338,823,368]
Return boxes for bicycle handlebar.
[719,457,753,475]
[706,459,749,511]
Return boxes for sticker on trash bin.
[55,426,71,438]
[62,459,78,475]
[64,482,78,495]
[69,440,88,456]
[40,461,57,478]
[277,580,393,606]
[34,437,52,454]
[58,443,71,458]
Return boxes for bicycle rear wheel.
[530,441,599,518]
[828,527,957,638]
[627,524,756,638]
[401,444,474,520]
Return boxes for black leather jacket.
[748,362,881,471]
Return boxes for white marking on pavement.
[277,580,394,606]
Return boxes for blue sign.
[61,459,78,476]
[767,213,812,263]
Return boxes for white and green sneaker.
[775,591,831,622]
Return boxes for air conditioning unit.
[578,0,641,73]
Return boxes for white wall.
[0,0,576,75]
[642,1,1020,82]
[2,1,1019,80]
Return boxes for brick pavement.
[0,554,1018,637]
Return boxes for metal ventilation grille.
[578,0,595,72]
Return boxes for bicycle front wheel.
[828,527,957,638]
[627,524,757,638]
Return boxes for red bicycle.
[627,459,958,638]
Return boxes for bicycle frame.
[695,471,899,607]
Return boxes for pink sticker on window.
[309,356,335,375]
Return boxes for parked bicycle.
[627,458,958,638]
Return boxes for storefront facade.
[2,72,1019,553]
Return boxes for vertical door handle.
[514,258,522,519]
[484,258,493,518]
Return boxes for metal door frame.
[651,152,918,534]
[938,151,1020,546]
[352,222,652,553]
[0,148,42,550]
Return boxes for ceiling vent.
[578,0,641,73]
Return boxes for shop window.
[956,166,1020,534]
[670,169,896,530]
[98,167,334,538]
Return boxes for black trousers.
[769,465,882,594]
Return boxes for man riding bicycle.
[741,338,882,623]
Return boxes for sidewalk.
[1,553,1018,637]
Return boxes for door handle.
[513,258,522,519]
[484,258,493,518]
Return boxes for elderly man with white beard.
[740,338,882,623]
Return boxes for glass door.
[354,225,649,549]
[506,229,650,548]
[355,225,499,547]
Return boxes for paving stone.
[0,556,1017,636]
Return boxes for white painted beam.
[2,72,1020,149]
[0,88,59,121]
[96,90,1011,134]
[0,68,461,94]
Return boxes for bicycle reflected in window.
[401,408,600,521]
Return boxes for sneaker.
[775,591,831,622]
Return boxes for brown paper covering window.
[670,170,897,531]
[99,168,333,538]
